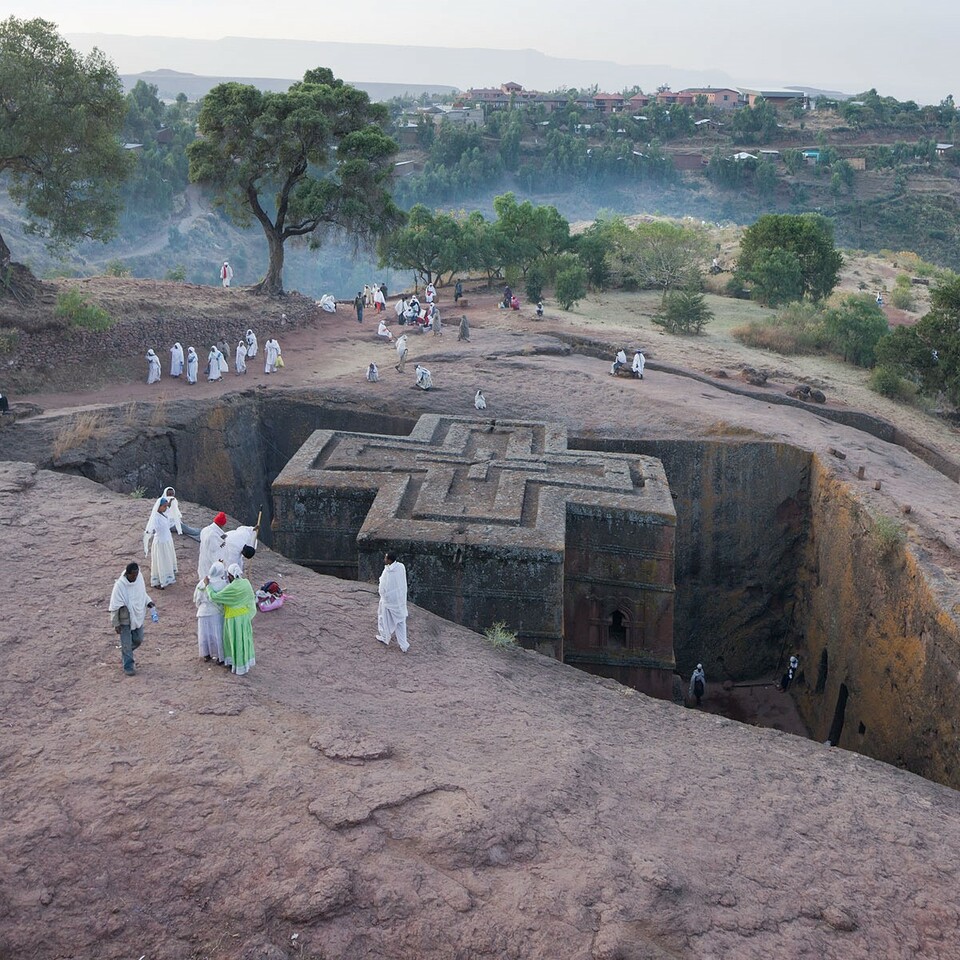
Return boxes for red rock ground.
[3,284,960,958]
[3,461,960,960]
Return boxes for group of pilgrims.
[146,329,282,385]
[112,483,414,677]
[118,486,261,677]
[364,284,479,404]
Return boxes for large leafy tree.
[188,68,401,295]
[605,217,711,299]
[378,204,464,285]
[492,192,570,278]
[736,214,843,303]
[0,17,129,271]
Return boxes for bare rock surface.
[2,461,960,959]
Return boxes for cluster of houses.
[394,82,810,148]
[461,82,809,114]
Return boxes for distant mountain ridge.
[70,32,768,95]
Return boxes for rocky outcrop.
[2,462,960,960]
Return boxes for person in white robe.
[264,338,281,374]
[363,283,371,306]
[207,345,225,382]
[146,349,162,384]
[170,342,184,377]
[152,485,201,541]
[376,553,409,652]
[475,389,487,410]
[194,560,228,663]
[235,340,247,374]
[425,281,436,304]
[143,498,178,588]
[395,334,409,373]
[367,362,380,382]
[198,512,228,579]
[374,287,386,313]
[220,260,233,287]
[611,348,628,376]
[109,561,155,675]
[632,350,645,379]
[415,364,433,390]
[318,294,337,313]
[186,347,199,384]
[245,329,258,358]
[222,523,259,572]
[689,663,706,706]
[377,318,393,341]
[430,305,442,337]
[395,297,406,320]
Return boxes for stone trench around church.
[5,385,960,791]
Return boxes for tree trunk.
[0,230,10,273]
[252,228,285,296]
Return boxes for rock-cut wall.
[792,459,960,787]
[573,437,811,678]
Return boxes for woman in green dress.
[205,563,257,675]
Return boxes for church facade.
[272,415,677,698]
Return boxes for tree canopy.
[0,17,129,270]
[187,68,402,295]
[378,204,465,285]
[875,275,960,404]
[736,214,843,303]
[605,218,711,298]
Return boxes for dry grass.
[51,411,109,459]
[148,397,169,427]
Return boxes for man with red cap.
[198,511,228,580]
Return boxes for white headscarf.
[150,485,183,535]
[227,563,244,580]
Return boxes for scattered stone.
[902,504,912,515]
[740,366,768,387]
[828,447,847,460]
[875,480,882,491]
[786,384,826,404]
[857,466,866,480]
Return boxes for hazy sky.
[8,0,959,104]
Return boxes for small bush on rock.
[652,289,714,335]
[55,289,113,331]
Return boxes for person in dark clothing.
[354,292,364,323]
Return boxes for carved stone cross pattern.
[273,415,677,697]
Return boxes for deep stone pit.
[4,390,959,789]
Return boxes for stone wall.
[792,459,960,786]
[573,437,811,678]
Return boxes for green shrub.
[652,289,714,335]
[0,327,20,354]
[525,263,547,303]
[104,259,131,278]
[55,289,113,331]
[889,286,914,310]
[822,295,889,366]
[872,515,905,553]
[731,301,827,355]
[869,365,915,400]
[484,622,519,648]
[164,264,187,282]
[555,264,587,310]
